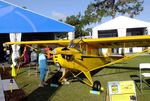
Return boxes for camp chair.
[139,63,150,92]
[28,61,38,77]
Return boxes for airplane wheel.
[92,80,101,91]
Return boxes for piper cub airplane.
[4,35,150,91]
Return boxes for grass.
[15,55,150,101]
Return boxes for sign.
[108,80,137,101]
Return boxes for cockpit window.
[68,40,75,48]
[61,47,69,51]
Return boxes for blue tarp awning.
[0,0,75,33]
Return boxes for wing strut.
[90,48,150,71]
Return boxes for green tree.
[64,0,144,38]
[85,0,144,23]
[65,13,88,38]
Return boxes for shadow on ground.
[24,71,62,101]
[130,75,141,92]
[92,66,139,77]
[130,75,150,93]
[64,66,140,84]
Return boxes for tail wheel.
[92,80,101,91]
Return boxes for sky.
[3,0,150,27]
[4,0,93,20]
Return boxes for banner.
[9,33,22,66]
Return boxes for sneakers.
[38,83,44,87]
[43,82,48,85]
[64,81,70,85]
[61,79,70,85]
[39,81,48,87]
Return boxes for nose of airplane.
[52,49,57,54]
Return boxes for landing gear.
[92,80,101,91]
[90,80,103,95]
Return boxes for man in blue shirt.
[38,49,48,87]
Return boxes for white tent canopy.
[92,16,150,38]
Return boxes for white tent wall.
[147,27,150,35]
[9,33,22,66]
[92,16,150,55]
[68,32,75,40]
[101,48,108,56]
[117,28,128,54]
[92,29,98,38]
[132,47,143,53]
[117,28,126,37]
[147,27,150,52]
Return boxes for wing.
[4,40,71,47]
[82,35,150,48]
[4,35,150,48]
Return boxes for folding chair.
[28,62,38,77]
[28,51,38,77]
[139,63,150,92]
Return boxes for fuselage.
[52,47,108,72]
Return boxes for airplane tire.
[92,80,101,91]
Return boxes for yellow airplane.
[4,35,150,91]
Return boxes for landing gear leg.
[59,68,70,84]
